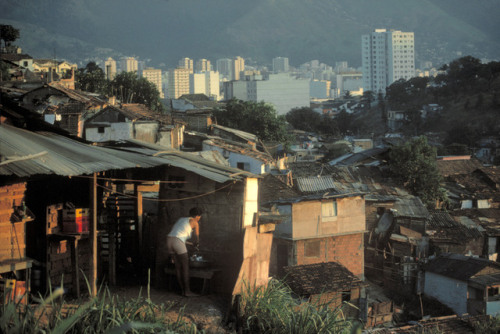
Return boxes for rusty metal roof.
[436,157,483,177]
[0,124,251,182]
[425,253,500,282]
[427,210,483,242]
[284,262,363,295]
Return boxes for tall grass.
[0,278,199,334]
[237,279,355,334]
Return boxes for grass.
[1,276,358,333]
[236,279,356,334]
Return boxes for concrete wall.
[134,122,159,143]
[424,272,468,315]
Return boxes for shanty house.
[284,262,364,316]
[202,137,274,174]
[424,254,500,316]
[84,104,182,148]
[1,121,270,298]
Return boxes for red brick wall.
[295,233,364,278]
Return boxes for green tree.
[0,25,20,48]
[75,62,108,94]
[285,107,322,132]
[108,71,164,111]
[388,136,447,208]
[362,90,374,109]
[213,99,290,142]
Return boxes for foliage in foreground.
[237,279,355,334]
[0,285,198,334]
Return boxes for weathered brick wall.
[295,233,364,278]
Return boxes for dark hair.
[189,207,203,217]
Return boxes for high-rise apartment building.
[195,59,211,72]
[272,57,289,73]
[178,57,194,73]
[216,58,233,80]
[362,29,415,93]
[142,67,164,98]
[233,56,245,81]
[190,71,220,100]
[120,57,138,73]
[168,68,190,99]
[104,57,117,80]
[223,73,309,115]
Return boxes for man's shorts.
[167,236,187,255]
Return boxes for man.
[166,207,202,297]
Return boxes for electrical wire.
[97,181,236,202]
[68,174,186,184]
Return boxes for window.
[342,290,351,302]
[98,127,105,133]
[322,201,337,222]
[304,240,321,257]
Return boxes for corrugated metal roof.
[393,196,429,219]
[0,124,252,182]
[296,176,336,193]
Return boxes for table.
[164,266,220,295]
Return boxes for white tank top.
[168,217,192,243]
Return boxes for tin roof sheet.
[0,124,251,182]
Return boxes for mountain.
[2,0,499,69]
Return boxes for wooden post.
[91,173,97,297]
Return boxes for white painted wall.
[424,272,468,315]
[202,142,266,174]
[85,123,132,142]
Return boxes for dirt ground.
[107,285,235,333]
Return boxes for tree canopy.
[213,99,291,143]
[108,71,164,112]
[285,107,322,132]
[0,25,20,48]
[75,62,107,94]
[388,136,447,208]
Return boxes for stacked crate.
[0,183,28,261]
[62,208,89,233]
[47,239,72,288]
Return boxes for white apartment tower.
[142,67,164,98]
[104,57,117,80]
[190,71,220,100]
[168,68,191,99]
[362,29,415,93]
[120,57,138,73]
[178,57,194,73]
[272,57,289,73]
[195,59,211,72]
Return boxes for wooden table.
[164,266,220,295]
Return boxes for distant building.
[142,67,164,98]
[167,68,191,99]
[334,72,363,98]
[362,29,415,94]
[190,71,220,100]
[223,73,310,115]
[272,57,289,73]
[119,57,138,73]
[178,57,194,73]
[216,58,233,80]
[195,58,211,72]
[104,57,117,80]
[310,80,330,99]
[233,56,245,81]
